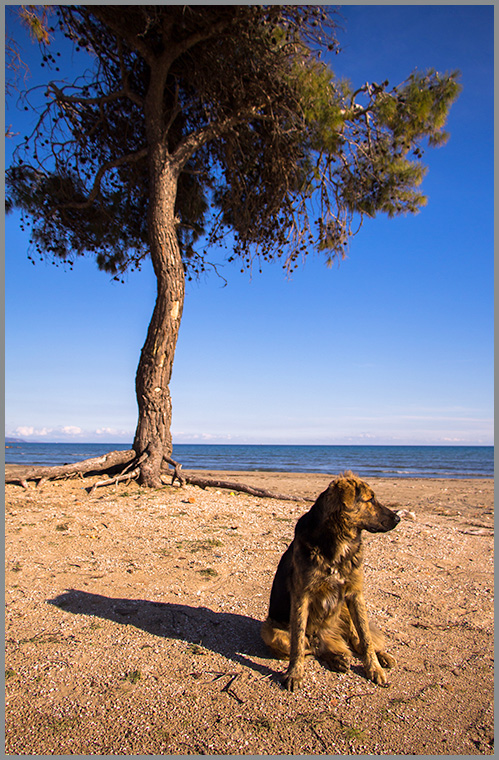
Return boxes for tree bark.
[133,105,185,486]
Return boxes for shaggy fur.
[261,472,400,691]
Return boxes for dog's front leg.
[283,591,309,691]
[346,593,387,685]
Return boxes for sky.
[5,5,494,446]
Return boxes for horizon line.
[5,439,494,447]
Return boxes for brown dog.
[261,472,400,691]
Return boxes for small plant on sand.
[198,567,218,578]
[178,538,222,553]
[123,669,142,684]
[250,717,274,732]
[187,643,207,656]
[46,715,80,734]
[343,725,367,742]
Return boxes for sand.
[5,467,494,755]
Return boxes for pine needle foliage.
[7,5,461,278]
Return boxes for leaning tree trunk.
[133,144,185,487]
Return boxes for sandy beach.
[5,467,494,755]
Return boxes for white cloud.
[9,424,91,441]
[15,426,35,437]
[95,427,124,436]
[95,427,133,439]
[61,426,83,436]
[172,431,236,443]
[14,426,54,437]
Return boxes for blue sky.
[5,5,494,445]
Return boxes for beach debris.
[396,509,416,520]
[220,672,246,704]
[460,527,492,536]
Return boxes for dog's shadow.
[48,589,279,679]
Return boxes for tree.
[6,5,461,488]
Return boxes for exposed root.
[6,449,304,502]
[86,452,148,494]
[163,455,186,486]
[87,467,141,496]
[5,449,136,487]
[183,474,299,502]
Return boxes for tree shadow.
[48,589,280,680]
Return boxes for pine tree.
[6,5,461,487]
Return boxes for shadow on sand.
[48,589,280,680]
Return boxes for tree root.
[5,449,136,488]
[182,474,299,501]
[86,452,148,495]
[5,449,304,502]
[163,457,300,500]
[87,468,141,495]
[163,455,186,486]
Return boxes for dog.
[261,472,400,691]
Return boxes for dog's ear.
[331,478,356,509]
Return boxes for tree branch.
[57,147,148,210]
[170,16,235,60]
[173,106,268,169]
[88,7,155,66]
[48,81,127,108]
[116,38,144,108]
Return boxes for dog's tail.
[261,617,314,660]
[261,618,291,659]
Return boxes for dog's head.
[321,472,400,534]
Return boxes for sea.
[4,442,494,479]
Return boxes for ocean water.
[4,442,494,479]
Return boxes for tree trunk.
[133,142,185,487]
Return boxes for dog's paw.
[320,652,351,673]
[283,666,304,692]
[376,650,396,669]
[364,659,388,686]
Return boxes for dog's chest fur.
[299,537,363,619]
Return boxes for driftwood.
[5,449,304,502]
